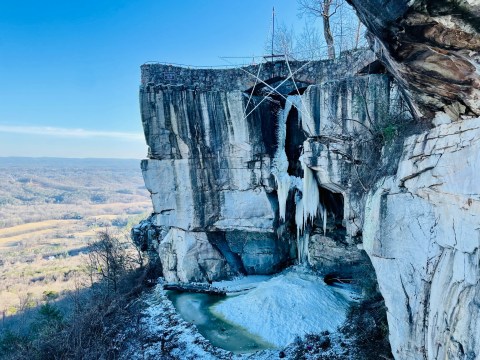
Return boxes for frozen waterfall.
[272,95,325,265]
[272,97,298,221]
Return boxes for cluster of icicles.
[271,97,327,264]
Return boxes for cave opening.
[312,186,346,243]
[285,106,307,177]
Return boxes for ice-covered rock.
[136,53,384,281]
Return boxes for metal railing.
[142,47,371,69]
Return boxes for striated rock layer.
[364,115,480,359]
[133,50,394,283]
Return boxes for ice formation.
[274,163,291,221]
[271,97,298,221]
[271,95,325,264]
[294,163,326,264]
[301,163,321,227]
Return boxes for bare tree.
[295,22,323,60]
[298,0,344,59]
[88,230,143,293]
[266,22,295,59]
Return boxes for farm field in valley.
[0,157,151,316]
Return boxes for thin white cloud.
[0,125,144,141]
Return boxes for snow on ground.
[211,275,271,293]
[212,267,351,347]
[120,268,358,359]
[120,280,279,360]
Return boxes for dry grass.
[0,220,77,238]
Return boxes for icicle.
[301,233,309,265]
[294,163,323,265]
[295,195,308,265]
[289,95,303,128]
[323,204,327,235]
[294,164,321,237]
[295,195,304,240]
[275,171,291,221]
[301,163,320,231]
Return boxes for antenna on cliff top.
[271,6,275,61]
[264,7,282,62]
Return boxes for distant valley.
[0,157,151,315]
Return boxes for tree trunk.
[322,0,335,59]
[355,19,362,49]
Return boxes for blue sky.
[0,0,305,158]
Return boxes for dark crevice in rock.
[285,107,307,177]
[400,276,414,326]
[206,232,246,275]
[309,187,346,245]
[245,96,280,158]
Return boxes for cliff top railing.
[140,48,376,92]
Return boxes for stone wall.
[140,49,375,91]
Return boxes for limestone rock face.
[157,228,233,283]
[136,52,386,282]
[301,74,399,239]
[348,0,480,119]
[364,116,480,359]
[344,2,480,358]
[307,234,363,271]
[138,87,287,279]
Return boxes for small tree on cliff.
[88,230,143,293]
[268,22,296,58]
[298,0,364,58]
[298,0,340,59]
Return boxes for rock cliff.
[347,0,480,120]
[133,50,395,283]
[364,116,480,359]
[134,2,479,356]
[347,1,480,359]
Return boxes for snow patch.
[211,275,271,293]
[212,268,351,347]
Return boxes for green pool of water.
[166,290,275,353]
